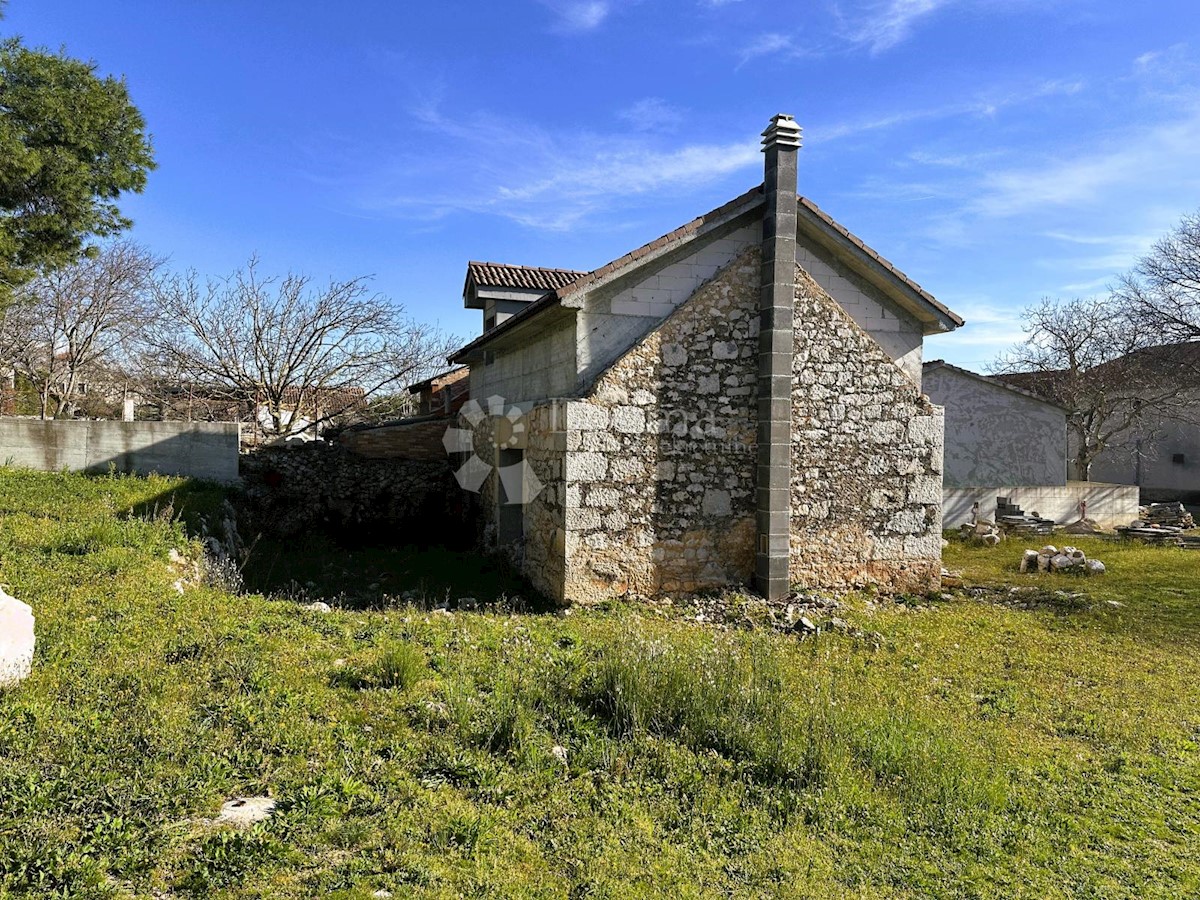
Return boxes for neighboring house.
[429,114,963,605]
[924,360,1139,528]
[1077,342,1200,501]
[924,360,1068,487]
[408,367,470,418]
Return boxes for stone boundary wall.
[0,419,239,482]
[338,417,451,462]
[240,443,470,543]
[790,267,944,593]
[944,482,1139,531]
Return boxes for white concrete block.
[0,589,34,686]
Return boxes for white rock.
[1019,550,1040,573]
[551,745,568,766]
[1040,545,1058,557]
[302,601,332,613]
[0,588,34,687]
[1050,554,1075,571]
[1037,554,1053,572]
[215,796,276,827]
[1085,559,1106,575]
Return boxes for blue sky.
[8,0,1200,369]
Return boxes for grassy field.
[1,470,1199,898]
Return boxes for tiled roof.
[466,261,585,293]
[798,197,963,328]
[450,187,763,362]
[449,186,963,362]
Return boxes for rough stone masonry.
[514,244,943,604]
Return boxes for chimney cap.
[761,113,802,150]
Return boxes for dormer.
[463,261,585,333]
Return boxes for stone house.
[922,360,1139,529]
[439,114,966,605]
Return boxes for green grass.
[1,469,1199,897]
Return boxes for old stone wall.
[521,403,567,600]
[240,443,470,544]
[518,247,944,604]
[790,267,943,593]
[519,250,761,604]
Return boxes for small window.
[484,315,496,331]
[484,350,496,367]
[1173,453,1186,465]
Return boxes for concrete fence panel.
[943,481,1140,531]
[0,420,240,482]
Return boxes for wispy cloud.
[362,105,759,231]
[842,0,955,54]
[814,77,1085,144]
[617,98,686,132]
[539,0,612,32]
[736,32,803,68]
[972,108,1200,217]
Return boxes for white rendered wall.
[924,366,1068,488]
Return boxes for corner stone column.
[756,114,801,601]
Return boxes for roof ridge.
[467,260,588,274]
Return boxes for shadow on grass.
[241,533,543,611]
[114,474,549,613]
[120,477,231,535]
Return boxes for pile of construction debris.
[1138,502,1194,529]
[1020,544,1106,575]
[1117,502,1200,546]
[960,520,1004,546]
[995,497,1057,535]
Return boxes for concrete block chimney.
[756,113,801,601]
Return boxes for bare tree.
[144,260,455,438]
[992,296,1194,480]
[0,241,160,418]
[1116,211,1200,348]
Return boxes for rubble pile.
[995,497,1057,535]
[1140,502,1195,529]
[1118,502,1199,545]
[960,520,1004,546]
[1019,544,1106,576]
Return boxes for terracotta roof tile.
[466,261,585,293]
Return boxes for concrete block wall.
[795,239,924,385]
[0,420,240,482]
[469,318,577,405]
[574,223,760,389]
